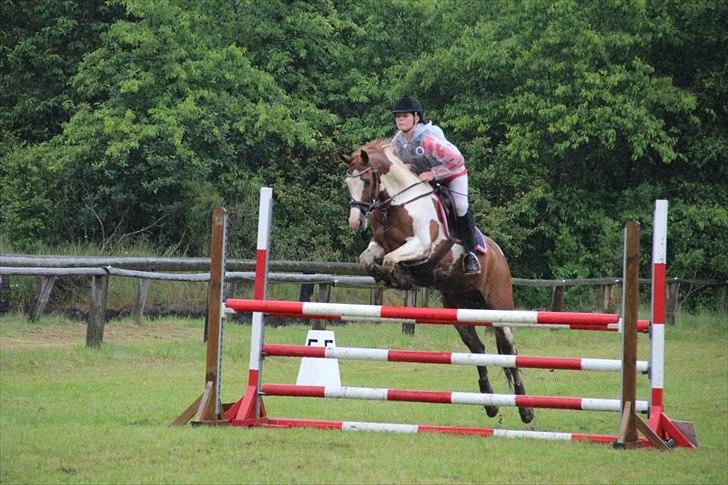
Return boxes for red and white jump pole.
[226,310,649,332]
[650,200,668,426]
[263,344,649,373]
[224,299,650,330]
[266,417,618,444]
[645,200,697,447]
[223,187,273,425]
[262,383,649,413]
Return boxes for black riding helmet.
[392,95,423,116]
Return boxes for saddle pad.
[434,198,488,255]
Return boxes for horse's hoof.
[484,405,499,418]
[519,407,534,424]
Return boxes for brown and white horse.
[341,139,534,424]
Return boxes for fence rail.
[1,255,725,346]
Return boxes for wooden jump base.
[175,188,697,449]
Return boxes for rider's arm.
[420,133,466,181]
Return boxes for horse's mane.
[359,138,392,155]
[358,138,420,184]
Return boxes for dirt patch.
[1,321,200,350]
[103,322,200,344]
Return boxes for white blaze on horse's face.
[346,169,368,232]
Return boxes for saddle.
[399,184,488,284]
[431,184,488,254]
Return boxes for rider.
[390,95,481,275]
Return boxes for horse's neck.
[377,147,431,202]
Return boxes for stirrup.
[464,252,481,275]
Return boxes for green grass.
[1,312,726,484]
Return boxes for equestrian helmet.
[392,95,423,115]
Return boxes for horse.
[340,139,534,424]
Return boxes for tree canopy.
[2,0,726,286]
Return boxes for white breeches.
[447,174,469,216]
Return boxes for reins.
[347,167,434,217]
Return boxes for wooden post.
[550,284,565,311]
[666,281,679,325]
[173,207,228,426]
[86,274,109,347]
[133,279,150,325]
[402,290,416,335]
[371,288,384,306]
[419,287,429,308]
[602,283,620,313]
[0,274,10,313]
[224,281,235,299]
[30,276,56,322]
[299,277,314,303]
[614,221,668,450]
[312,283,331,330]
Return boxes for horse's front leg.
[359,240,385,270]
[381,236,428,268]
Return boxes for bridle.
[346,166,379,214]
[346,166,435,217]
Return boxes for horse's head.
[340,148,379,233]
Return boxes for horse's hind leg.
[494,327,534,424]
[453,324,499,418]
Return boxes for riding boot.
[456,210,482,275]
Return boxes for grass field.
[1,311,726,484]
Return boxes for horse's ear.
[340,154,352,164]
[360,150,369,163]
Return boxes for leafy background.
[2,0,726,290]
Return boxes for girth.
[401,237,455,282]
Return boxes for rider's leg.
[449,175,481,275]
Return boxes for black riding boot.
[457,210,482,275]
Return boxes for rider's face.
[395,112,419,132]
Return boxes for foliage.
[0,0,124,143]
[1,0,726,291]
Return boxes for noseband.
[346,166,380,215]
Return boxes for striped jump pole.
[224,307,650,332]
[266,417,619,445]
[262,383,649,413]
[645,201,697,448]
[225,299,639,328]
[263,344,649,373]
[650,200,667,429]
[223,187,274,426]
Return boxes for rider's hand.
[418,171,435,183]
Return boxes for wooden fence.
[1,255,725,346]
